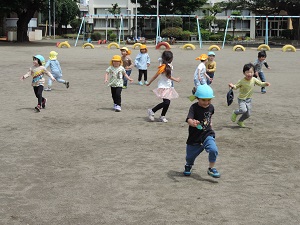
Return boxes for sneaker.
[44,87,51,91]
[237,121,246,128]
[231,111,237,122]
[207,168,220,178]
[35,105,41,112]
[113,104,117,110]
[183,165,192,176]
[147,109,155,121]
[122,86,127,89]
[138,81,143,86]
[42,98,47,109]
[65,81,70,89]
[159,116,168,123]
[115,105,121,112]
[261,87,266,94]
[144,81,149,85]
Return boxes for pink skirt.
[153,87,179,99]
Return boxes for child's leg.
[203,136,218,167]
[185,143,204,166]
[143,70,148,82]
[239,98,252,122]
[111,87,117,105]
[56,76,66,84]
[161,99,170,116]
[138,70,143,81]
[114,87,122,107]
[152,98,170,115]
[33,86,44,106]
[258,72,266,92]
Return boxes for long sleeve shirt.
[232,77,268,99]
[23,65,54,86]
[135,53,150,70]
[45,59,62,76]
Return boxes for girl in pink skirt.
[146,50,180,122]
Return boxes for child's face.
[258,56,266,62]
[244,67,254,80]
[208,55,215,60]
[197,98,212,108]
[140,49,146,53]
[112,60,121,67]
[33,58,39,66]
[121,50,127,56]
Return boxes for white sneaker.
[144,81,149,85]
[113,104,117,110]
[138,81,143,86]
[147,109,155,121]
[115,105,121,112]
[159,116,168,123]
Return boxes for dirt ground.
[0,39,300,225]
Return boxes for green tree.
[226,0,300,40]
[108,3,121,40]
[0,0,48,42]
[130,0,206,15]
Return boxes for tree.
[108,3,121,40]
[0,0,48,42]
[130,0,206,15]
[226,0,300,40]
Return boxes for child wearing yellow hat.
[134,44,150,85]
[105,55,134,112]
[120,47,133,89]
[192,54,211,94]
[44,51,69,91]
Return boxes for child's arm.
[187,118,200,128]
[43,67,56,81]
[264,62,271,69]
[147,54,150,67]
[20,69,30,80]
[170,76,181,83]
[123,72,133,82]
[104,72,109,83]
[146,71,160,86]
[228,83,236,89]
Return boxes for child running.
[192,54,211,94]
[146,50,180,123]
[20,54,56,112]
[120,47,133,89]
[229,63,271,128]
[44,51,69,91]
[205,51,217,85]
[183,84,220,178]
[134,44,150,85]
[253,50,271,93]
[104,55,133,112]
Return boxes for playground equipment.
[222,15,300,49]
[208,45,221,51]
[257,44,271,51]
[132,43,142,49]
[282,44,296,52]
[155,42,171,50]
[58,41,71,48]
[82,43,95,49]
[182,44,196,50]
[233,45,246,51]
[107,42,120,49]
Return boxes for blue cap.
[208,51,216,56]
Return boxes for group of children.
[21,46,271,179]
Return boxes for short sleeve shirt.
[106,66,126,87]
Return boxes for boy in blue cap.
[205,51,217,85]
[184,84,220,178]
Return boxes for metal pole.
[135,0,137,40]
[53,0,55,39]
[48,0,51,36]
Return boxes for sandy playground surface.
[0,40,300,225]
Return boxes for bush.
[161,27,183,39]
[109,33,117,41]
[209,34,223,41]
[201,30,210,41]
[179,30,192,41]
[91,32,101,41]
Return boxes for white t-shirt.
[193,63,206,81]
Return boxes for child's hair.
[161,50,173,78]
[243,63,255,73]
[258,50,267,58]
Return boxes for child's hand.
[266,82,271,86]
[175,77,181,83]
[20,75,25,81]
[267,67,271,70]
[192,119,200,128]
[129,78,134,83]
[228,83,234,88]
[51,77,56,82]
[104,79,108,83]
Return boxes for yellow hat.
[49,51,58,60]
[110,55,123,66]
[120,47,131,55]
[195,54,208,61]
[140,44,148,52]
